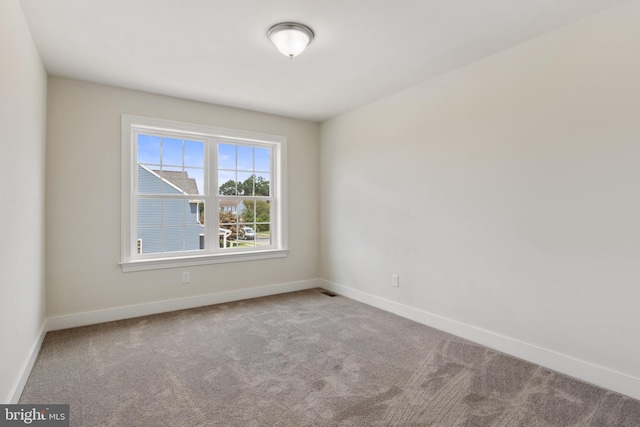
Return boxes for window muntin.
[121,115,287,271]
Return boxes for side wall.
[46,77,319,318]
[0,0,48,403]
[320,1,640,397]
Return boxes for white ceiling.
[20,0,626,122]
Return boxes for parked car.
[241,227,255,240]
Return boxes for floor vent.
[319,291,338,297]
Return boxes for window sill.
[120,249,289,272]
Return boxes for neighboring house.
[219,198,245,215]
[137,164,203,254]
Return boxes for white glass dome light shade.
[270,29,309,57]
[268,23,314,58]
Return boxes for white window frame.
[121,115,288,272]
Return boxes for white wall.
[46,77,319,317]
[0,0,47,403]
[320,0,640,395]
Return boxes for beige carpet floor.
[20,289,640,426]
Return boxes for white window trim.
[121,114,288,272]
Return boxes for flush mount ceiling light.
[268,22,314,59]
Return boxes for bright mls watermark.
[0,405,68,426]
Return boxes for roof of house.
[219,199,241,207]
[153,170,199,195]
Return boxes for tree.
[241,200,270,231]
[237,175,269,196]
[210,175,271,237]
[254,175,269,197]
[218,179,237,195]
[218,211,240,242]
[218,175,269,196]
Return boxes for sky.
[137,134,270,195]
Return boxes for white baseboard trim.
[320,279,640,401]
[47,279,320,331]
[7,322,47,404]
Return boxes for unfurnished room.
[1,0,640,425]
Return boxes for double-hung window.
[121,115,288,272]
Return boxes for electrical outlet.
[182,272,190,284]
[392,274,399,288]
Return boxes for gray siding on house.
[137,165,203,254]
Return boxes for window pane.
[154,167,191,195]
[183,168,204,195]
[239,200,271,225]
[218,199,242,248]
[237,145,253,171]
[239,225,256,246]
[162,199,186,226]
[254,173,270,196]
[137,164,161,194]
[161,225,185,253]
[237,172,254,196]
[138,134,161,166]
[137,198,161,226]
[137,226,161,254]
[137,198,162,254]
[185,224,205,251]
[240,200,255,223]
[136,198,203,254]
[255,200,270,224]
[218,144,236,170]
[196,200,205,225]
[219,170,236,195]
[255,225,271,247]
[184,140,204,167]
[254,147,270,172]
[162,137,183,167]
